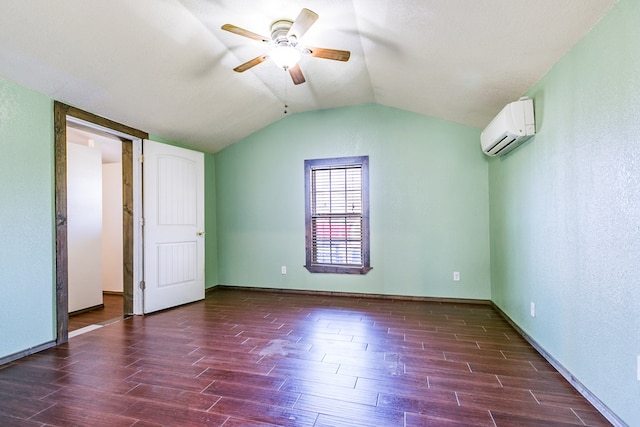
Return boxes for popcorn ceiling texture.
[489,0,640,424]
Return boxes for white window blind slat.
[310,165,363,266]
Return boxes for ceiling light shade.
[270,45,301,70]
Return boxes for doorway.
[66,124,123,330]
[54,101,148,344]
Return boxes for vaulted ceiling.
[0,0,617,153]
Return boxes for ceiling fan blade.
[304,47,351,62]
[288,64,306,85]
[221,24,270,43]
[233,55,268,73]
[287,8,318,41]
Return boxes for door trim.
[53,101,148,344]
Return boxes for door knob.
[197,230,206,236]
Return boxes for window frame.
[304,155,372,274]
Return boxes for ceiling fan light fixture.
[269,45,301,70]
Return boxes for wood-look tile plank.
[573,407,613,427]
[337,361,406,381]
[443,353,507,368]
[59,360,141,380]
[356,375,432,397]
[127,357,208,377]
[0,393,54,420]
[468,360,541,378]
[222,418,282,427]
[294,393,405,426]
[122,400,228,426]
[362,340,425,352]
[322,351,392,369]
[427,371,503,393]
[125,383,220,411]
[269,365,358,388]
[456,386,539,407]
[261,356,340,375]
[0,414,44,426]
[126,369,212,392]
[31,403,138,427]
[63,350,141,368]
[490,410,586,427]
[190,347,264,365]
[53,371,139,394]
[17,353,78,370]
[203,380,300,407]
[209,397,318,426]
[281,377,379,406]
[0,377,62,400]
[194,357,275,376]
[0,364,69,384]
[198,368,286,389]
[379,394,495,426]
[405,411,486,427]
[497,373,579,396]
[41,385,135,414]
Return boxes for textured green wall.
[215,105,490,299]
[0,78,55,358]
[489,0,640,423]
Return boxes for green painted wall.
[203,152,218,288]
[489,0,640,424]
[215,105,491,299]
[0,78,55,358]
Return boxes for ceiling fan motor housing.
[271,20,295,46]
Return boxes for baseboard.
[69,303,104,316]
[213,284,491,305]
[0,340,56,367]
[491,303,627,427]
[205,285,219,294]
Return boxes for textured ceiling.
[0,0,617,153]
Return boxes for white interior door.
[143,140,205,313]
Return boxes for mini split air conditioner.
[481,97,535,156]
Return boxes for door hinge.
[139,217,145,227]
[139,280,145,290]
[139,154,144,163]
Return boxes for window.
[304,156,371,274]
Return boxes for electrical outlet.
[453,271,460,281]
[530,302,536,318]
[281,266,287,275]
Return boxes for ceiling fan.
[221,8,350,85]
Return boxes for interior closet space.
[66,124,123,314]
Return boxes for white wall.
[102,162,123,292]
[67,142,103,312]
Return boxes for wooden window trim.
[304,156,371,274]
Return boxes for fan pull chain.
[283,71,289,115]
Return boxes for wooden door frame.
[54,101,148,344]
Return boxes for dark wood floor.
[69,293,124,332]
[0,287,610,426]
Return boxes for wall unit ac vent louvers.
[481,98,535,156]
